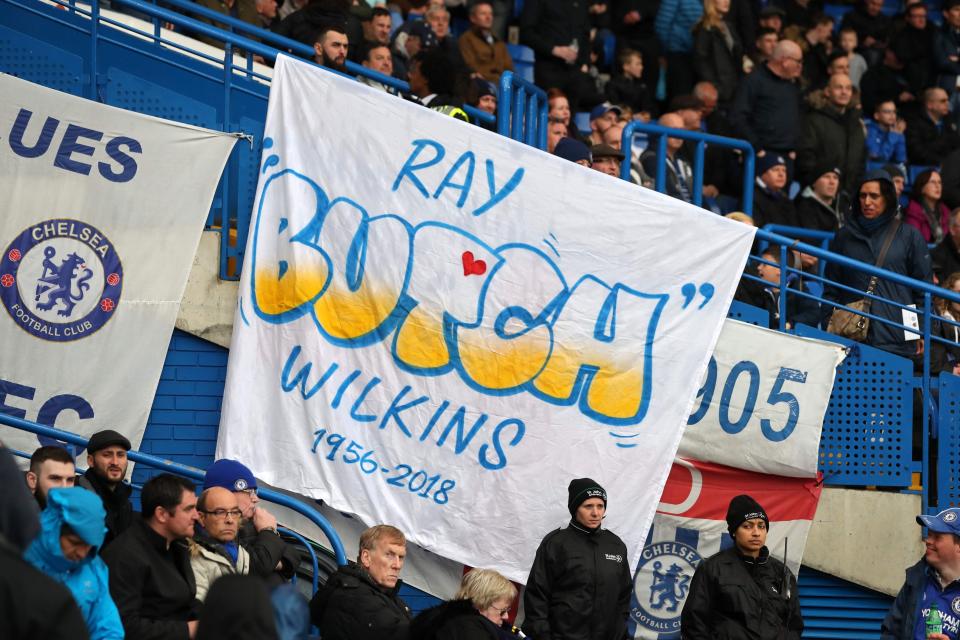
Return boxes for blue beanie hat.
[204,459,257,492]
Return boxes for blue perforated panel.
[798,566,892,639]
[0,24,83,95]
[794,326,914,487]
[938,374,960,508]
[727,300,770,327]
[104,67,217,127]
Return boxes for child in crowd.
[838,27,868,89]
[605,49,657,122]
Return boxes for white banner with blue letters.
[0,74,237,463]
[217,55,756,582]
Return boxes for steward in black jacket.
[522,478,632,640]
[680,547,802,639]
[309,563,412,640]
[681,494,802,640]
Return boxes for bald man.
[190,487,251,601]
[640,112,695,203]
[797,73,864,194]
[730,39,803,174]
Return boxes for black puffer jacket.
[309,563,411,640]
[680,546,802,640]
[522,522,632,640]
[825,177,933,358]
[729,64,802,152]
[794,186,849,233]
[693,23,742,104]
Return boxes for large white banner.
[0,74,237,461]
[218,55,755,581]
[678,320,845,477]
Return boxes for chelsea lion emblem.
[1,219,123,342]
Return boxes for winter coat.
[189,532,252,601]
[905,111,960,167]
[274,3,363,52]
[103,518,200,640]
[641,150,694,203]
[411,599,501,640]
[693,22,742,104]
[880,559,928,639]
[930,309,960,374]
[865,120,907,165]
[605,74,657,117]
[680,546,802,640]
[309,563,412,640]
[825,206,933,358]
[191,0,259,49]
[734,268,822,329]
[890,24,936,95]
[904,199,951,244]
[839,5,892,48]
[459,28,513,83]
[77,467,134,549]
[0,447,90,640]
[753,182,798,230]
[943,148,960,210]
[794,186,848,233]
[796,102,865,195]
[520,0,590,67]
[522,521,632,640]
[730,64,802,152]
[654,0,702,53]
[24,488,123,640]
[934,24,960,92]
[859,64,911,117]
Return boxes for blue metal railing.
[497,71,548,150]
[0,411,348,566]
[620,121,757,215]
[750,226,960,513]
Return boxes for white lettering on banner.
[218,55,757,582]
[0,73,237,459]
[678,320,845,478]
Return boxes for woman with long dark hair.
[905,169,951,244]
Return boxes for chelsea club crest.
[1,219,123,342]
[631,540,702,638]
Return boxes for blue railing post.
[537,94,548,150]
[922,291,932,516]
[620,121,636,181]
[497,72,513,138]
[655,134,667,193]
[742,151,755,215]
[692,140,705,208]
[525,94,538,147]
[511,84,524,141]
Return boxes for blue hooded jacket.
[24,487,124,640]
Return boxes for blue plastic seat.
[507,43,535,84]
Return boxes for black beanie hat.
[726,494,769,535]
[568,478,607,516]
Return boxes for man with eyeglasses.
[189,487,250,601]
[203,459,298,585]
[730,40,803,181]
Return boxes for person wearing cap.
[795,163,849,234]
[797,73,864,196]
[458,0,513,84]
[825,169,932,359]
[881,507,960,639]
[753,153,797,229]
[79,429,133,549]
[588,103,622,146]
[25,487,124,640]
[591,143,625,178]
[203,459,298,584]
[522,478,632,640]
[680,494,802,639]
[554,137,593,167]
[883,163,907,202]
[758,5,785,36]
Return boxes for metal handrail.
[111,0,495,126]
[621,121,756,215]
[0,412,348,565]
[497,71,548,149]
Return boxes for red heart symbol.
[461,251,487,277]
